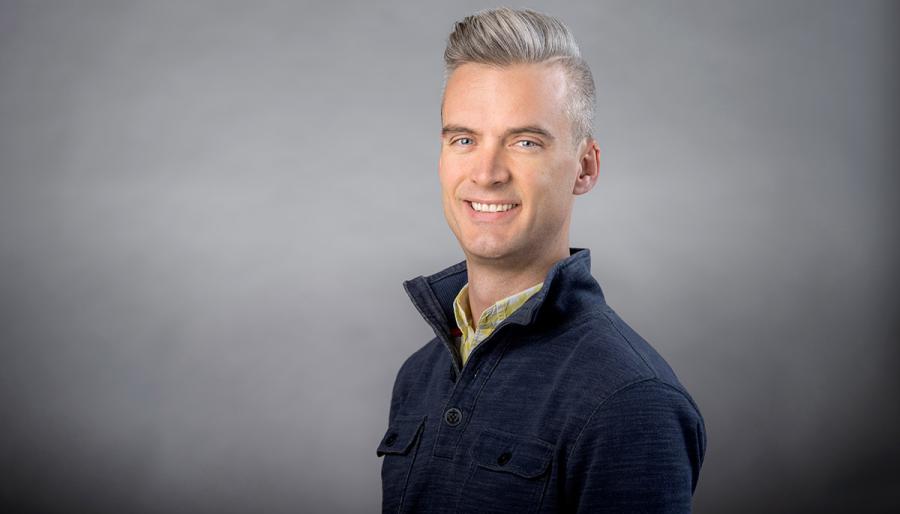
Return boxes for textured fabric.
[379,248,706,513]
[453,281,544,366]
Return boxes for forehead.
[442,62,571,133]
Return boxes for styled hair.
[443,7,595,143]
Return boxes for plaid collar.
[452,281,544,365]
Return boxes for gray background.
[1,1,897,512]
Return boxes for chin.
[462,238,519,262]
[466,249,507,261]
[451,220,525,262]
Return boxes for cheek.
[437,165,458,214]
[528,166,575,214]
[530,168,564,197]
[437,168,452,196]
[545,158,579,195]
[437,157,458,192]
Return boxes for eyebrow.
[441,124,556,142]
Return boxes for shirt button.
[497,451,512,466]
[384,433,397,447]
[444,407,462,427]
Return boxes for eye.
[515,139,541,148]
[453,137,474,146]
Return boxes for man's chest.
[379,335,599,513]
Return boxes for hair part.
[443,7,595,144]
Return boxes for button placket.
[432,336,512,459]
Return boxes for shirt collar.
[452,281,544,338]
[403,248,604,354]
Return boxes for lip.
[463,200,521,222]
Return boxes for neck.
[464,245,570,323]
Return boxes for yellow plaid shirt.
[452,282,544,366]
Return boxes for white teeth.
[471,202,517,213]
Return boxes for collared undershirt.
[452,281,544,367]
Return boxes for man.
[378,8,706,513]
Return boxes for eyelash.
[451,138,541,148]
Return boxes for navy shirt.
[379,248,706,513]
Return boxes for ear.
[573,138,600,195]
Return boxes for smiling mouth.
[467,201,520,213]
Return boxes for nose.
[469,142,510,187]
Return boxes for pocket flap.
[376,414,426,457]
[470,427,553,478]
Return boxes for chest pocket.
[456,427,554,514]
[377,414,426,513]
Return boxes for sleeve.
[564,379,707,513]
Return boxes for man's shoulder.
[542,306,705,452]
[547,303,691,400]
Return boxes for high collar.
[403,248,606,370]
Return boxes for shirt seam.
[565,377,698,462]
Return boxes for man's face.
[439,62,595,266]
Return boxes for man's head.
[439,8,600,269]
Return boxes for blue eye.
[455,137,473,146]
[517,140,539,148]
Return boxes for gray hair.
[443,7,595,144]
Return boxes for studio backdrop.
[0,1,897,512]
